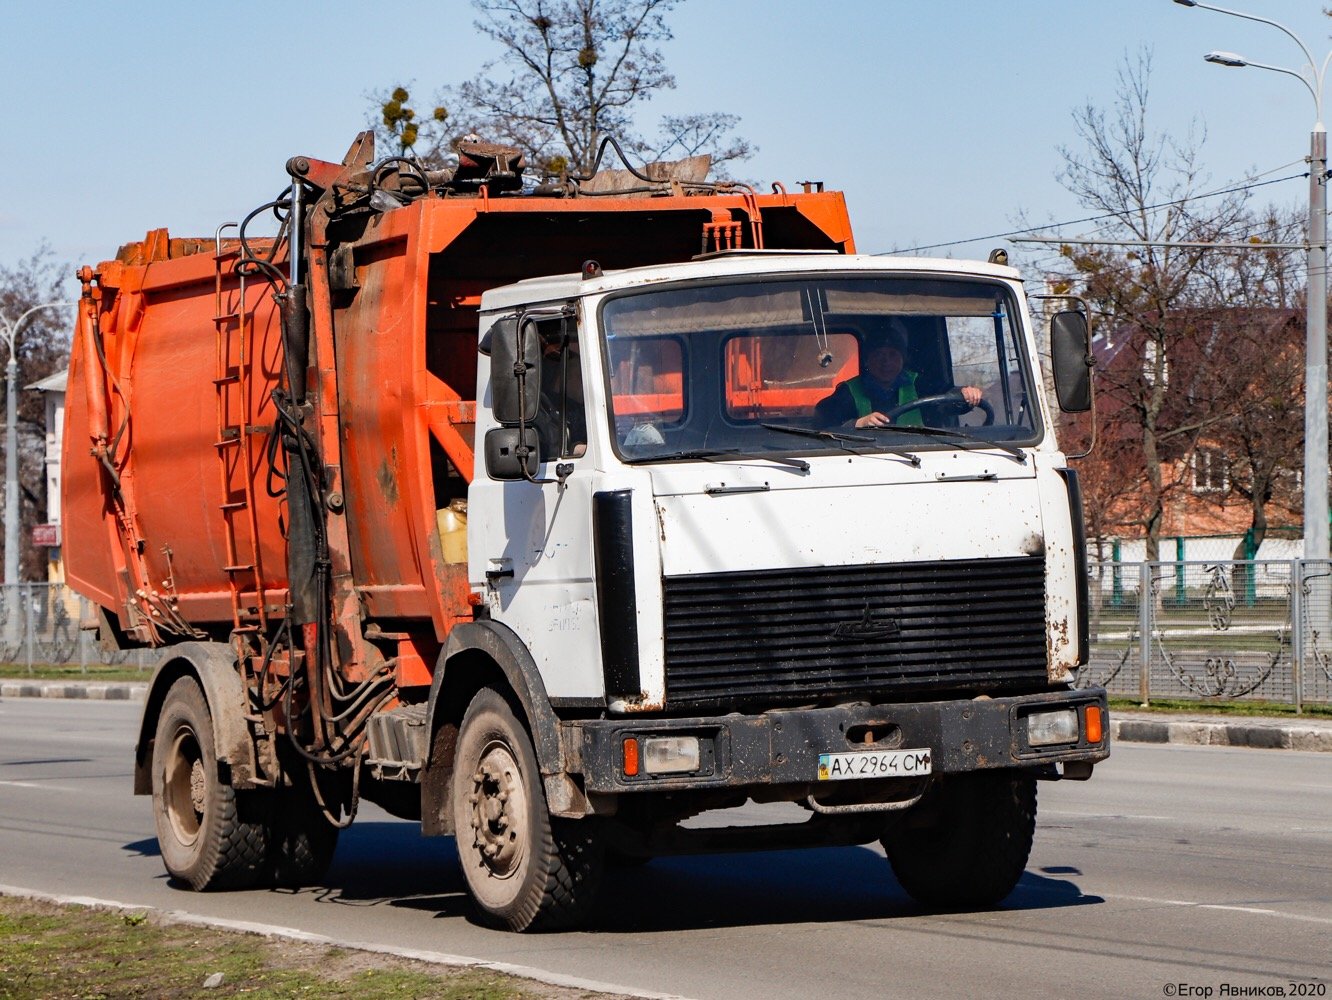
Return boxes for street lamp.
[0,301,73,641]
[1176,0,1332,563]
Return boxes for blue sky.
[2,1,1329,287]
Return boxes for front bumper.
[566,688,1109,794]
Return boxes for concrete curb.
[0,681,147,701]
[3,681,1328,752]
[1111,714,1332,753]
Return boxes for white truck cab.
[460,251,1107,923]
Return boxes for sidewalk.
[4,679,1330,753]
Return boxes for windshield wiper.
[761,423,875,444]
[760,423,921,465]
[644,446,811,472]
[863,424,1027,462]
[635,448,742,463]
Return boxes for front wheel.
[151,677,267,890]
[882,770,1036,910]
[451,688,603,931]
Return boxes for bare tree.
[1056,49,1254,560]
[1215,313,1305,558]
[370,0,754,179]
[0,245,70,580]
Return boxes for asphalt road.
[0,698,1328,1000]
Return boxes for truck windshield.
[598,275,1040,462]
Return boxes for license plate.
[817,748,933,781]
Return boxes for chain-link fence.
[0,582,155,672]
[1080,560,1332,710]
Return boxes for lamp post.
[0,302,73,641]
[1176,0,1332,563]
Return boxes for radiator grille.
[662,556,1048,710]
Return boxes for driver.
[814,320,982,429]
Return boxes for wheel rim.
[465,738,528,881]
[163,724,205,847]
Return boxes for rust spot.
[377,449,399,505]
[1022,532,1046,557]
[1047,616,1072,677]
[619,694,666,712]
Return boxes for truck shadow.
[579,851,1100,932]
[307,821,1102,931]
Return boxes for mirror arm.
[1066,376,1097,461]
[513,327,554,485]
[1033,293,1097,459]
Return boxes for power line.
[878,168,1311,257]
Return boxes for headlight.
[1027,708,1079,747]
[642,736,701,774]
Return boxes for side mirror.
[1050,310,1092,413]
[484,427,541,481]
[488,316,540,426]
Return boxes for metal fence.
[7,569,1332,708]
[1080,560,1332,710]
[0,582,156,672]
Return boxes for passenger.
[815,321,982,429]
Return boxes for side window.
[534,317,586,458]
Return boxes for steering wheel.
[884,389,994,427]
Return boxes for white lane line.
[1042,811,1172,820]
[0,883,694,1000]
[1200,904,1279,915]
[1109,893,1332,926]
[0,780,79,792]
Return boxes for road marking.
[1042,810,1171,820]
[1200,904,1279,915]
[0,883,695,1000]
[0,780,80,793]
[1109,893,1332,926]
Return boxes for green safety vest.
[845,371,921,426]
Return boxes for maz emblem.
[832,603,901,641]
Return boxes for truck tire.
[266,771,340,887]
[883,770,1036,910]
[151,677,267,890]
[451,687,603,931]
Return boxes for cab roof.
[478,251,1023,314]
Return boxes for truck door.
[472,312,604,701]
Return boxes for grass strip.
[1109,696,1332,718]
[0,664,149,683]
[0,894,619,1000]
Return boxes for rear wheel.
[883,770,1036,910]
[151,677,267,890]
[265,766,340,887]
[451,688,603,931]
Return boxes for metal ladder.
[212,224,268,638]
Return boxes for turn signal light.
[622,737,640,777]
[1085,705,1104,744]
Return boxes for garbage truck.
[63,132,1108,930]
